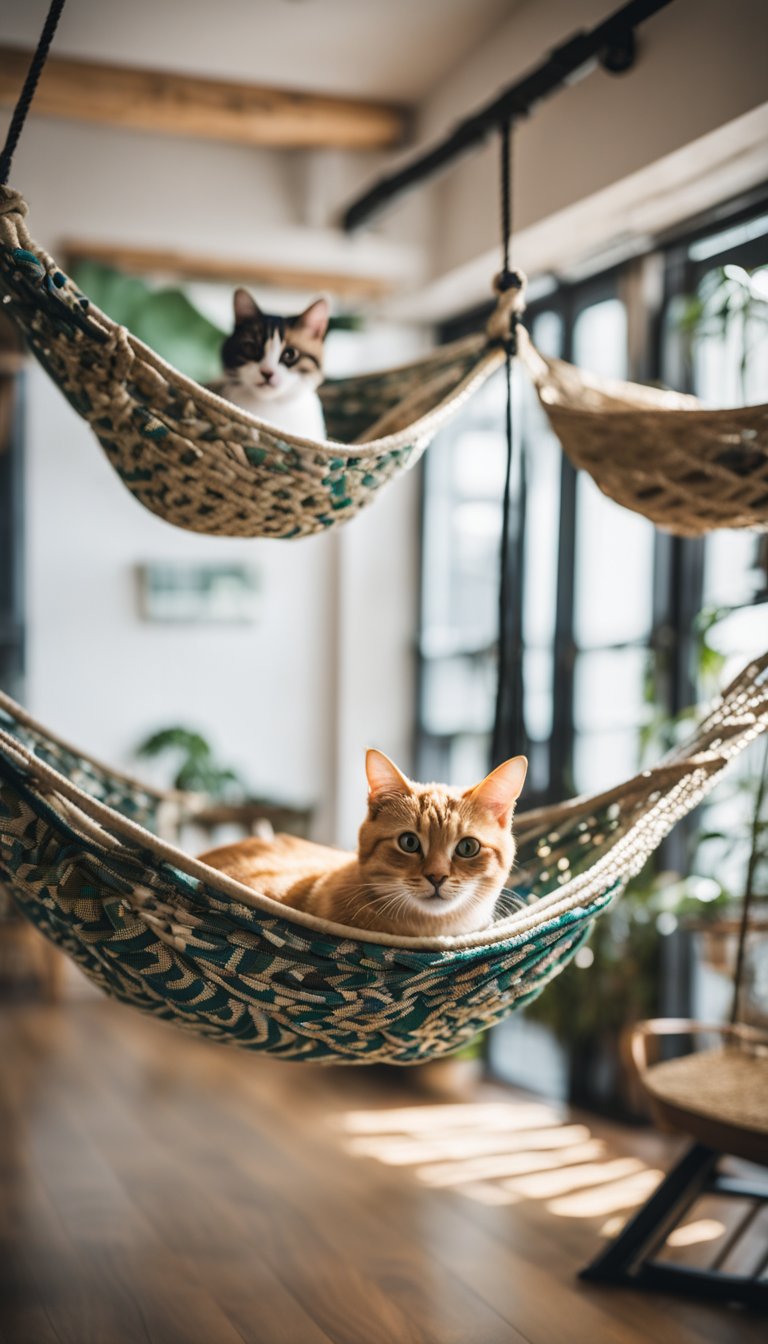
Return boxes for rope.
[491,120,526,766]
[0,0,67,187]
[500,120,512,281]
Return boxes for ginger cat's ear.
[296,297,329,340]
[464,756,527,825]
[234,288,260,325]
[365,749,412,800]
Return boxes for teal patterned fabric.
[2,656,766,1064]
[0,746,603,1063]
[0,188,503,540]
[0,700,610,1064]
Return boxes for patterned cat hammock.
[2,652,767,1065]
[0,188,512,540]
[518,332,768,537]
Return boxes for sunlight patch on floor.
[345,1122,592,1166]
[547,1169,663,1218]
[340,1101,562,1135]
[417,1140,606,1187]
[337,1099,664,1222]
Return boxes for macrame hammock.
[1,657,767,1064]
[0,2,766,540]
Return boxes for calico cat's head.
[355,750,527,937]
[221,289,329,402]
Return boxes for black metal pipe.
[342,0,676,232]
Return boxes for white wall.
[23,353,421,847]
[14,120,424,847]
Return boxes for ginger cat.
[198,749,527,938]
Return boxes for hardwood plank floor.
[0,1000,763,1344]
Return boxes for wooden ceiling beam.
[0,46,408,151]
[61,240,396,301]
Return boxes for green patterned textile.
[1,656,766,1064]
[0,188,508,540]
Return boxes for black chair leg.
[580,1142,768,1309]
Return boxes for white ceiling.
[7,0,518,103]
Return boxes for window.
[417,196,768,1099]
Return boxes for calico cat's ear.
[233,288,260,326]
[365,748,412,800]
[464,756,527,825]
[295,297,329,341]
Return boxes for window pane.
[570,295,656,649]
[453,428,508,498]
[521,387,562,649]
[449,733,491,787]
[573,475,655,648]
[573,729,640,794]
[574,648,649,732]
[523,647,554,740]
[532,309,563,359]
[573,297,627,380]
[422,655,495,736]
[703,532,765,608]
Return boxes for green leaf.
[69,261,226,383]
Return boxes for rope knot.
[486,269,527,352]
[494,268,524,294]
[0,187,27,220]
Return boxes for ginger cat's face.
[356,750,527,937]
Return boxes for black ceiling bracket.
[342,0,676,232]
[600,29,638,74]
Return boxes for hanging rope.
[0,0,67,187]
[491,120,527,766]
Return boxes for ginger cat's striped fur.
[199,749,527,938]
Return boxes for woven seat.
[631,1020,768,1166]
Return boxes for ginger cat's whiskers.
[199,750,527,939]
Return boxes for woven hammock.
[0,187,515,540]
[3,184,766,541]
[1,653,767,1065]
[518,331,768,537]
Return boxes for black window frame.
[416,192,768,1025]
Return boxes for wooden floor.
[0,1001,764,1344]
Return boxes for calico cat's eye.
[455,837,481,858]
[281,345,300,367]
[397,832,421,854]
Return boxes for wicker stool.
[581,1020,768,1308]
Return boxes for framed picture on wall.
[136,562,261,624]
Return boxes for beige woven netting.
[518,330,768,537]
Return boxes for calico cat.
[198,749,527,938]
[210,289,329,438]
